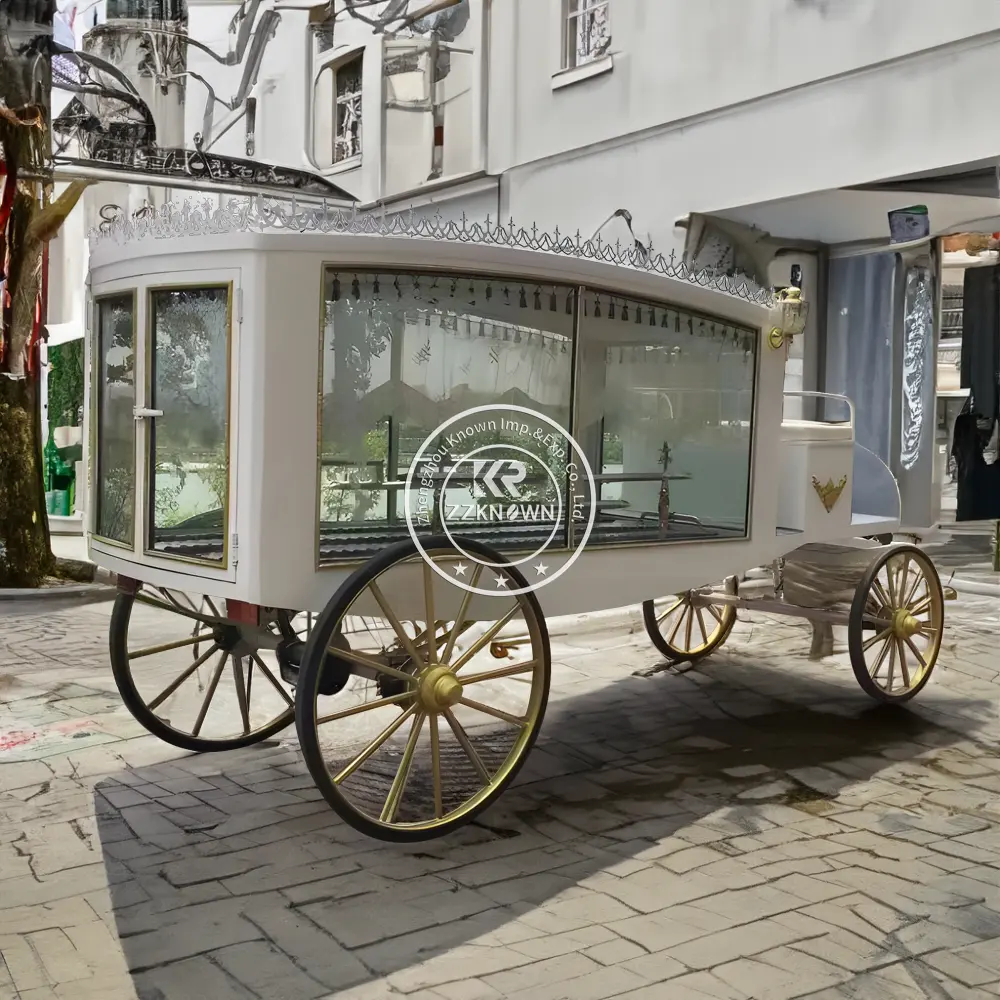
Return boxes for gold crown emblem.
[811,475,848,513]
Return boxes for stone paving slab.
[2,591,1000,999]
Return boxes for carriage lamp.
[768,287,809,351]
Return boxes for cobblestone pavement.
[2,587,1000,1000]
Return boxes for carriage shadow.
[92,651,992,999]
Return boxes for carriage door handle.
[133,407,163,420]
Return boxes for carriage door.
[139,272,240,578]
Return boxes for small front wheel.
[643,578,738,662]
[295,536,551,842]
[109,587,296,753]
[848,545,944,704]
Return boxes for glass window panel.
[318,270,576,563]
[577,289,757,544]
[148,287,230,562]
[95,293,136,545]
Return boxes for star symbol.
[453,563,468,577]
[534,562,548,577]
[494,575,509,588]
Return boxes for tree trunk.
[1,2,90,587]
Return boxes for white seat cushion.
[781,419,854,443]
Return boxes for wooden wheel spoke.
[442,566,483,663]
[380,712,426,824]
[903,636,927,673]
[461,660,538,685]
[656,599,683,626]
[863,628,892,653]
[667,601,688,645]
[332,705,418,785]
[192,653,229,737]
[884,639,897,690]
[232,656,251,735]
[896,639,911,688]
[245,654,254,706]
[333,645,418,686]
[443,709,492,784]
[868,637,892,681]
[457,696,527,728]
[128,632,215,660]
[893,556,910,607]
[429,713,443,819]
[247,652,294,708]
[870,579,892,613]
[317,691,412,725]
[684,605,694,650]
[451,605,522,674]
[695,607,709,645]
[901,569,924,612]
[422,564,438,665]
[884,560,898,607]
[705,603,724,626]
[147,642,221,711]
[908,595,933,617]
[368,581,425,666]
[135,594,209,624]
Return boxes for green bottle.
[43,425,59,493]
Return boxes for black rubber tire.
[109,591,295,753]
[295,535,551,843]
[848,544,944,705]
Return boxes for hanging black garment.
[953,410,1000,520]
[960,264,1000,424]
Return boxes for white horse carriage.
[85,203,944,841]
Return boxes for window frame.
[562,0,611,71]
[311,47,365,172]
[143,281,234,570]
[92,289,138,551]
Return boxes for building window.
[564,0,610,70]
[335,54,363,163]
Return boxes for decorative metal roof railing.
[90,197,776,305]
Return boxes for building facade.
[52,0,1000,533]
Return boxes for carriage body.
[86,226,900,621]
[86,214,938,843]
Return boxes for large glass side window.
[148,287,230,563]
[318,270,576,563]
[577,288,758,543]
[94,293,136,545]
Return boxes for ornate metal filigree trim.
[89,198,775,305]
[811,475,848,513]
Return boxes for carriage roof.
[87,198,777,323]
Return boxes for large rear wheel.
[295,536,550,842]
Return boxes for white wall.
[492,0,1000,255]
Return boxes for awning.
[678,178,1000,277]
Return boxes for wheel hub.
[417,666,463,713]
[213,623,243,651]
[892,609,922,639]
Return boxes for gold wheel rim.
[310,550,547,833]
[123,587,296,741]
[860,550,943,697]
[652,581,736,657]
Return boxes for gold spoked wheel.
[848,545,944,704]
[295,536,550,842]
[642,578,738,662]
[109,587,297,752]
